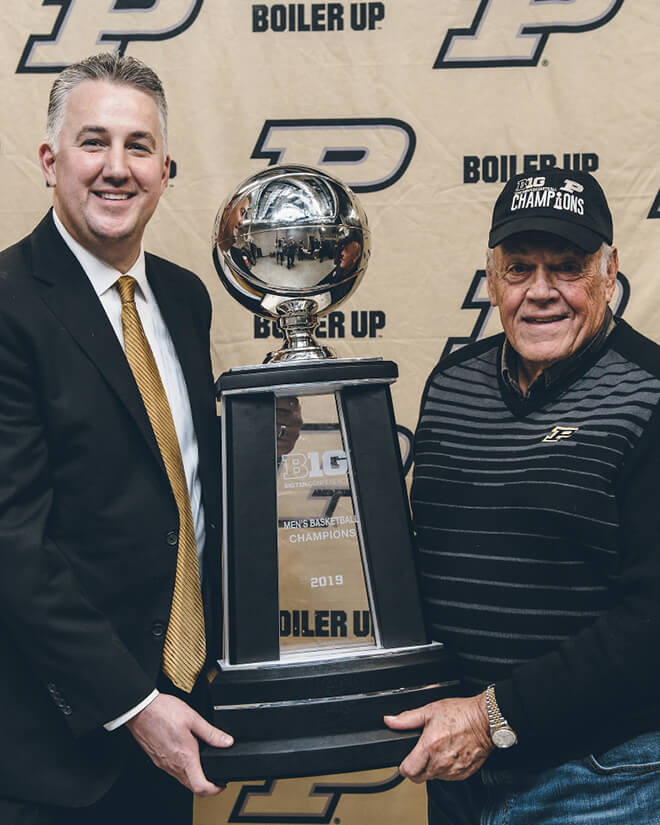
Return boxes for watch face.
[492,727,517,749]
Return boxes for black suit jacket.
[0,211,222,806]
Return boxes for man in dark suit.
[0,53,232,824]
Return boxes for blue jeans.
[428,732,660,825]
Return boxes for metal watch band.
[485,684,507,727]
[485,684,518,748]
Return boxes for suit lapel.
[30,212,165,471]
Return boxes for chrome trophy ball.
[212,164,370,361]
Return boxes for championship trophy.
[201,165,457,781]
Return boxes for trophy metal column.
[202,165,458,782]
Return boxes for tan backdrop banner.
[2,1,659,822]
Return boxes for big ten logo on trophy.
[252,2,385,32]
[434,0,623,69]
[251,118,416,194]
[17,0,203,72]
[442,268,631,358]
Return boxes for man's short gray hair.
[598,242,615,277]
[46,52,168,154]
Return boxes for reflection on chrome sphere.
[212,165,370,361]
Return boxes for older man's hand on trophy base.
[384,694,493,783]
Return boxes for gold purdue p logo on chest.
[542,425,579,443]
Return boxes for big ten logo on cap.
[464,153,599,184]
[251,118,416,194]
[434,0,623,69]
[510,177,585,215]
[17,0,203,73]
[442,269,631,359]
[254,309,386,339]
[252,2,385,32]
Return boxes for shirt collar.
[52,209,147,299]
[501,306,615,398]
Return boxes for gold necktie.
[117,275,205,693]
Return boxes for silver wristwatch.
[485,684,518,749]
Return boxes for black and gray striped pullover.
[412,319,660,768]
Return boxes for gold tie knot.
[117,275,137,305]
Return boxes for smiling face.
[39,79,170,272]
[486,232,617,391]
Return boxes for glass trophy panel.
[276,392,375,656]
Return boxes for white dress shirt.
[52,211,206,729]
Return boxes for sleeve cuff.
[103,689,159,731]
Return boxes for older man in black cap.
[385,169,660,824]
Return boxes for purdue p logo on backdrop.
[17,0,203,72]
[229,772,404,823]
[434,0,623,69]
[251,118,416,193]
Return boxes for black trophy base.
[202,728,425,782]
[201,644,459,782]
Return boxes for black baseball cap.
[488,168,613,253]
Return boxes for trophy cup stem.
[266,299,335,362]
